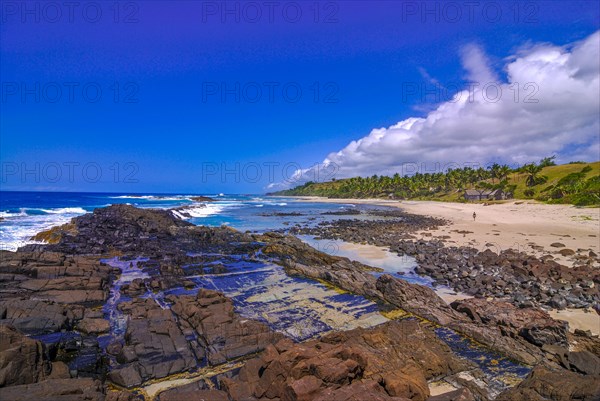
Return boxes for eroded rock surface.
[220,319,469,401]
[0,378,105,401]
[169,289,283,365]
[450,298,569,348]
[0,324,49,386]
[107,298,197,388]
[259,233,548,366]
[496,365,600,401]
[1,204,594,400]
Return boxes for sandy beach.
[294,197,599,266]
[291,197,600,335]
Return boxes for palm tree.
[488,163,502,183]
[539,155,556,168]
[522,163,547,187]
[497,165,512,182]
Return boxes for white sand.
[428,381,459,396]
[295,197,599,267]
[291,197,600,332]
[550,308,600,336]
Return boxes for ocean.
[0,191,373,251]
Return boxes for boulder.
[108,298,197,387]
[76,318,110,334]
[0,325,49,386]
[48,361,71,379]
[558,249,576,256]
[0,378,104,401]
[108,364,143,388]
[427,388,475,401]
[496,365,600,401]
[0,299,74,335]
[450,298,568,348]
[226,319,466,401]
[313,380,412,401]
[568,351,600,376]
[169,289,282,365]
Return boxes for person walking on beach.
[473,212,477,221]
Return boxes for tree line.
[273,157,599,206]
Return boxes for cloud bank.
[271,31,600,189]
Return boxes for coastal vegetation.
[271,159,600,206]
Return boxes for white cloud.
[460,43,499,84]
[278,31,600,187]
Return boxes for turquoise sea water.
[0,191,374,251]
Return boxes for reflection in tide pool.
[435,327,531,395]
[186,258,388,341]
[298,235,431,286]
[101,255,388,343]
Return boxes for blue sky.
[1,1,599,193]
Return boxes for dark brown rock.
[76,318,110,334]
[558,248,576,256]
[568,351,600,375]
[225,319,467,401]
[427,388,475,401]
[496,365,600,401]
[0,378,104,401]
[376,274,464,326]
[107,363,143,388]
[169,289,282,365]
[0,325,49,386]
[450,298,569,348]
[0,299,74,334]
[313,380,412,401]
[160,389,229,401]
[105,390,143,401]
[48,361,71,379]
[108,297,197,388]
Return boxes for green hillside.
[270,160,600,206]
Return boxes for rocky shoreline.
[286,209,600,311]
[0,205,599,400]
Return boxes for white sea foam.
[110,195,187,201]
[0,206,88,251]
[38,207,87,214]
[1,207,87,216]
[0,214,75,251]
[110,195,154,199]
[0,209,28,218]
[171,210,185,219]
[171,203,226,219]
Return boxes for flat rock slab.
[108,297,198,388]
